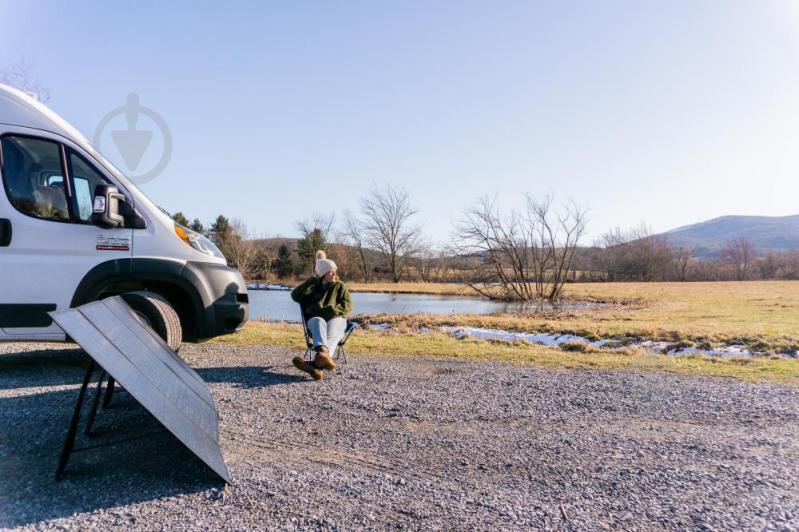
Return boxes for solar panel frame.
[50,296,231,483]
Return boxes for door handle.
[0,219,11,246]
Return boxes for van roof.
[0,83,92,147]
[0,83,133,189]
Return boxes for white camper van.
[0,84,248,350]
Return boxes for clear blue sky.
[2,1,798,245]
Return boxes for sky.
[2,1,798,245]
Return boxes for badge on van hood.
[96,235,130,251]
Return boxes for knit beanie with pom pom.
[314,250,337,278]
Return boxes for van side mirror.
[91,185,126,228]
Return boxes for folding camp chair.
[300,306,358,366]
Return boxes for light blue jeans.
[307,316,347,352]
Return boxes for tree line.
[584,226,771,282]
[172,184,428,287]
[172,185,798,302]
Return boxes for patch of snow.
[247,283,290,291]
[442,326,606,348]
[440,326,766,359]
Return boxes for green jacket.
[291,277,353,321]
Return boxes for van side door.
[0,128,134,340]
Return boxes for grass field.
[220,281,799,385]
[213,321,799,386]
[350,281,799,353]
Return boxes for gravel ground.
[1,341,798,531]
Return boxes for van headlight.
[174,224,225,258]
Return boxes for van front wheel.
[120,291,183,352]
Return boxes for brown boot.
[313,346,337,371]
[292,356,324,380]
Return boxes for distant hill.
[663,215,799,257]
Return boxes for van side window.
[68,150,109,222]
[0,136,70,222]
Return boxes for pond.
[247,288,592,322]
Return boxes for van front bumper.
[184,261,249,339]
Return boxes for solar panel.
[50,296,231,483]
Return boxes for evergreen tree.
[172,211,190,227]
[190,218,205,234]
[296,228,326,273]
[274,244,294,279]
[210,215,233,257]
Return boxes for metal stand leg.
[84,371,106,436]
[337,345,348,364]
[103,377,115,408]
[56,360,96,480]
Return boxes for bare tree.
[672,245,693,282]
[759,251,781,280]
[593,224,674,281]
[342,210,371,282]
[624,224,672,281]
[361,185,422,283]
[296,212,335,243]
[721,237,756,281]
[594,227,627,281]
[327,241,355,281]
[455,194,587,301]
[296,212,335,273]
[227,219,256,279]
[416,242,440,283]
[0,61,50,102]
[252,245,275,280]
[671,246,694,282]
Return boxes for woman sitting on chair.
[290,250,353,380]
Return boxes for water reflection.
[248,289,592,322]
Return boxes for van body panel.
[0,84,248,343]
[0,125,133,338]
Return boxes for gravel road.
[1,342,798,530]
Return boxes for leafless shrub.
[455,194,587,301]
[594,224,673,281]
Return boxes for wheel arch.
[70,259,208,341]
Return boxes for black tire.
[120,290,183,352]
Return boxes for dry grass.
[348,282,472,295]
[347,281,799,353]
[224,281,799,384]
[214,321,799,386]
